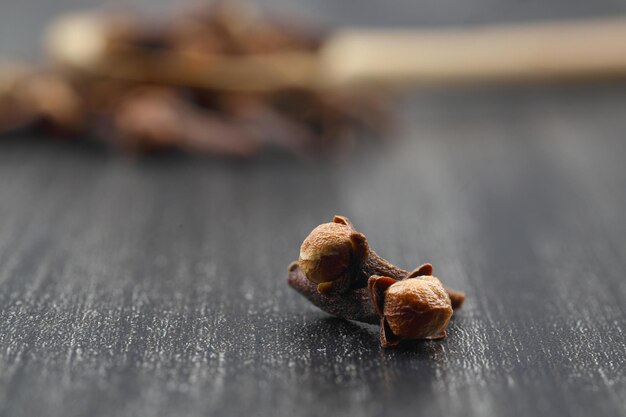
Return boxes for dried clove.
[369,274,452,348]
[112,88,260,157]
[20,73,85,135]
[290,215,466,348]
[298,215,466,303]
[0,67,84,135]
[298,215,407,294]
[288,262,463,321]
[0,65,37,134]
[289,262,462,348]
[1,3,391,158]
[216,93,317,157]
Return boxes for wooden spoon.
[46,12,626,91]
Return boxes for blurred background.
[4,0,626,157]
[0,1,625,417]
[4,0,626,57]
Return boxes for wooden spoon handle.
[321,18,626,87]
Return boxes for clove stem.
[288,262,379,324]
[288,262,465,324]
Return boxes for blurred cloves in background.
[0,1,391,158]
[0,66,84,136]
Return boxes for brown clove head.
[369,273,453,348]
[298,215,415,296]
[384,277,452,339]
[298,218,363,294]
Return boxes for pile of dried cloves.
[288,216,465,348]
[0,2,390,157]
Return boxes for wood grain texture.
[1,1,626,417]
[0,84,624,417]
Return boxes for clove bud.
[288,261,464,348]
[298,215,466,304]
[290,215,466,348]
[298,215,407,294]
[0,3,391,158]
[369,274,452,348]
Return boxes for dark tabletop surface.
[1,1,625,416]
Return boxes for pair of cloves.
[288,216,465,348]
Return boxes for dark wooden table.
[1,1,625,416]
